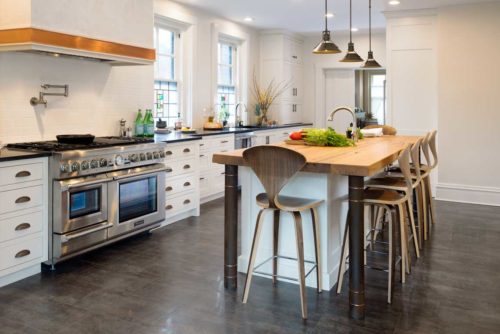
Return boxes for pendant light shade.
[340,0,363,62]
[313,0,341,54]
[361,0,382,68]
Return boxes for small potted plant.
[251,70,291,126]
[364,110,379,126]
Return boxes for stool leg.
[421,181,428,241]
[292,211,307,320]
[272,210,280,285]
[242,209,267,304]
[416,184,424,249]
[388,207,397,304]
[311,208,322,293]
[426,176,437,225]
[399,203,411,275]
[406,198,420,258]
[337,210,350,294]
[397,204,407,283]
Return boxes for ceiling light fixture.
[388,0,400,5]
[351,27,359,32]
[325,12,334,18]
[244,17,253,22]
[361,0,382,68]
[340,0,364,62]
[313,0,341,54]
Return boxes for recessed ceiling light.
[388,0,400,5]
[325,12,334,18]
[351,27,359,32]
[244,17,253,22]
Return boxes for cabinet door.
[277,103,302,125]
[282,63,303,101]
[284,37,303,64]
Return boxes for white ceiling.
[173,0,500,33]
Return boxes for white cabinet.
[260,32,304,124]
[163,141,200,223]
[198,134,234,202]
[0,157,48,288]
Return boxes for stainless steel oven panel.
[107,164,166,238]
[53,221,113,260]
[53,174,110,234]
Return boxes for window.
[217,41,238,125]
[370,74,386,124]
[154,25,180,126]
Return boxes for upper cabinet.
[0,0,155,65]
[260,32,304,125]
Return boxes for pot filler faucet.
[327,107,358,143]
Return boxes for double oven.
[51,164,166,262]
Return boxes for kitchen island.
[213,135,420,319]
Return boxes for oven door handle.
[60,221,114,243]
[111,165,168,181]
[58,176,113,191]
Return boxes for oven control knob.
[60,163,70,173]
[146,152,153,160]
[90,159,99,169]
[71,162,80,172]
[99,159,108,167]
[81,161,89,170]
[115,155,124,166]
[153,151,160,159]
[159,151,165,158]
[140,153,146,161]
[129,154,138,162]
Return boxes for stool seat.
[256,193,324,211]
[363,188,407,205]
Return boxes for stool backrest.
[410,137,423,188]
[243,146,307,208]
[429,130,438,169]
[421,132,432,168]
[398,144,413,196]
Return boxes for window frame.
[217,39,239,125]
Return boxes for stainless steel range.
[8,137,167,267]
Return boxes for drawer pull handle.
[183,148,191,153]
[200,177,205,180]
[15,250,31,258]
[15,171,31,178]
[183,182,191,187]
[165,186,173,192]
[166,151,173,156]
[292,55,298,59]
[200,143,205,147]
[221,140,229,143]
[200,154,205,157]
[166,168,173,173]
[183,165,191,169]
[166,205,173,210]
[15,223,31,231]
[183,199,191,205]
[15,196,31,204]
[221,172,225,175]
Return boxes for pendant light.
[340,0,364,62]
[313,0,341,54]
[361,0,382,68]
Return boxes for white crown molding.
[383,8,438,19]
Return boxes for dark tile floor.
[1,199,499,333]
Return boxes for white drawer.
[165,191,196,218]
[165,144,196,161]
[200,136,233,153]
[0,211,43,243]
[165,174,197,196]
[0,162,43,187]
[165,159,196,177]
[0,235,43,271]
[199,172,211,198]
[199,152,211,171]
[212,170,226,192]
[0,185,43,215]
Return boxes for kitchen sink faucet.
[235,103,247,127]
[327,107,358,143]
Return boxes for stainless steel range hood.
[0,28,155,65]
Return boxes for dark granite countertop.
[0,148,52,162]
[155,123,313,142]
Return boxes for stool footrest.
[253,255,318,281]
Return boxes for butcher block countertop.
[213,135,420,177]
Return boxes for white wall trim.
[437,183,500,207]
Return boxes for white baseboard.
[436,183,500,207]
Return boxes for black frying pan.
[56,134,95,145]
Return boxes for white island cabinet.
[0,157,48,288]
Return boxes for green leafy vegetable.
[303,127,354,147]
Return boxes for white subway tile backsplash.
[0,52,153,144]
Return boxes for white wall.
[154,0,261,128]
[0,0,154,143]
[436,2,500,205]
[302,32,386,127]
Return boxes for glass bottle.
[135,109,144,137]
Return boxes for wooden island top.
[213,135,420,177]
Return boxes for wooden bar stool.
[241,146,323,320]
[337,144,413,303]
[421,130,438,229]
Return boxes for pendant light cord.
[369,0,372,51]
[349,0,353,42]
[325,0,328,31]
